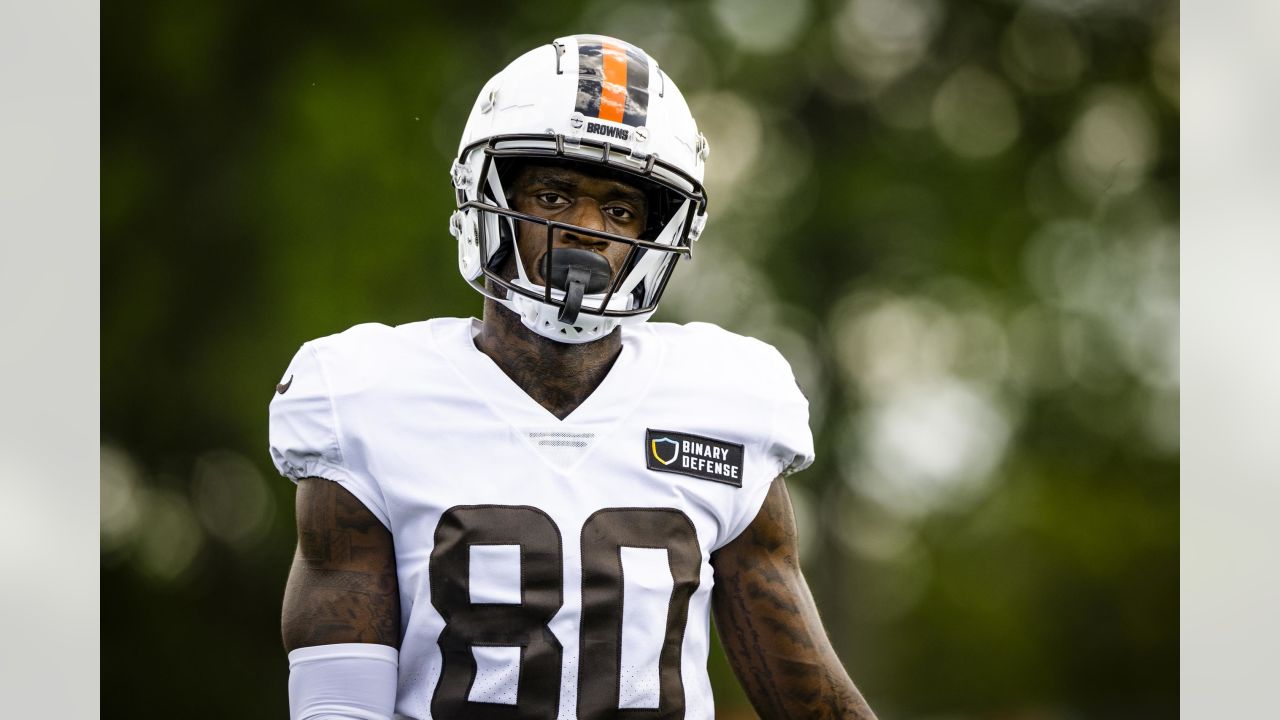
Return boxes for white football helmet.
[448,34,710,344]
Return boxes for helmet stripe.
[622,46,650,127]
[598,40,628,123]
[574,37,650,128]
[575,40,605,119]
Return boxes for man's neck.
[474,298,623,420]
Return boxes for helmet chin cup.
[501,278,622,345]
[547,249,612,325]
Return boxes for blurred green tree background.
[102,0,1178,717]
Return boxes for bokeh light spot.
[191,450,276,550]
[931,66,1022,159]
[101,444,143,553]
[1061,86,1157,198]
[1001,9,1088,95]
[686,91,763,201]
[858,377,1012,515]
[711,0,811,54]
[134,489,204,582]
[833,287,1018,517]
[833,0,944,91]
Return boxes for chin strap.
[559,265,591,324]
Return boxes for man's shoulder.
[288,317,467,393]
[302,317,463,363]
[640,320,790,371]
[636,321,799,401]
[306,317,461,348]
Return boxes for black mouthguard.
[546,249,612,325]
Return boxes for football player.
[272,34,878,720]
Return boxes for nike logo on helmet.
[276,375,293,394]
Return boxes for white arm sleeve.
[288,643,399,720]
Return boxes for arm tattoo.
[711,479,879,720]
[282,478,400,650]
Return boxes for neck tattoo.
[474,298,623,420]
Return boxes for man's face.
[504,163,649,287]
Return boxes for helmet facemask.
[456,136,705,343]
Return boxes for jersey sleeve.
[765,355,815,479]
[268,342,392,529]
[716,343,816,549]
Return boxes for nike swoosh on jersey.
[276,375,293,394]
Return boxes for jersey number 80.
[430,505,702,719]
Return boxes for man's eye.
[605,206,636,221]
[537,192,568,206]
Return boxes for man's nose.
[558,200,609,247]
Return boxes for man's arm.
[282,477,400,651]
[711,478,878,720]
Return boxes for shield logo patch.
[650,436,680,465]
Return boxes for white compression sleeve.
[288,643,399,720]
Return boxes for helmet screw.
[569,112,585,130]
[634,126,649,143]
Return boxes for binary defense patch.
[645,429,744,487]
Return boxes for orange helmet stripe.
[598,40,628,123]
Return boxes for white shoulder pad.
[268,339,391,529]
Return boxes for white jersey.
[269,317,814,720]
